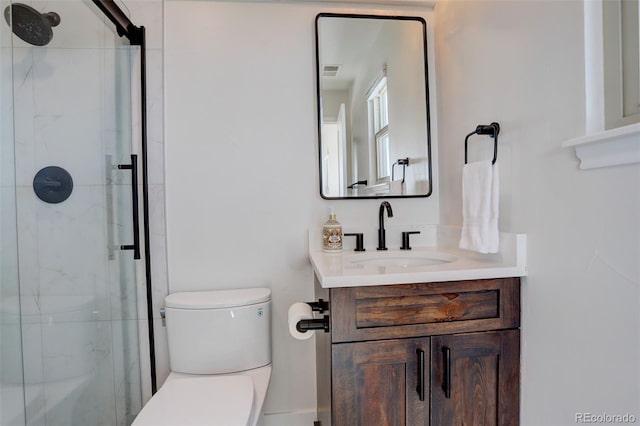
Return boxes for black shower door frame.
[91,0,157,393]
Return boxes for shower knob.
[33,166,73,204]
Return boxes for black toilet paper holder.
[296,300,330,333]
[305,299,329,313]
[296,315,330,333]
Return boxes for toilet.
[133,288,272,426]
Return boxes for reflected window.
[368,69,390,181]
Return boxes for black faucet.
[377,201,393,250]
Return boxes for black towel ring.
[464,122,500,165]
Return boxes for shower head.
[3,3,60,46]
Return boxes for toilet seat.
[132,375,254,426]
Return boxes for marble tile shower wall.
[6,1,167,425]
[1,1,25,425]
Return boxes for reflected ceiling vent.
[322,64,341,77]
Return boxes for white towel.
[390,179,403,195]
[459,160,499,253]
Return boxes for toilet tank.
[164,288,271,374]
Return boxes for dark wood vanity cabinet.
[332,337,430,425]
[314,277,521,426]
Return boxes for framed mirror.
[315,13,432,199]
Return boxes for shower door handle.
[118,154,140,259]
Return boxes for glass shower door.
[104,35,145,426]
[6,1,145,424]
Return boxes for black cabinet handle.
[416,348,425,401]
[118,154,140,260]
[442,346,451,398]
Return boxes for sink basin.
[346,251,457,268]
[308,227,527,288]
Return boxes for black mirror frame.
[315,12,433,200]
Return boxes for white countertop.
[308,225,527,288]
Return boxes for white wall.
[164,1,438,421]
[436,1,639,424]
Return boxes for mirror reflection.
[316,13,432,199]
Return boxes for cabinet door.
[332,338,430,426]
[431,330,520,426]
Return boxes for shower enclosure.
[1,1,155,424]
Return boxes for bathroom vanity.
[313,277,520,426]
[308,227,526,426]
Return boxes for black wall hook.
[464,122,500,165]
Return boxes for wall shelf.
[562,123,640,170]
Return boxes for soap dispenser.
[322,207,343,253]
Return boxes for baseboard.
[262,409,318,426]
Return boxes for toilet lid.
[132,375,254,426]
[166,288,271,309]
